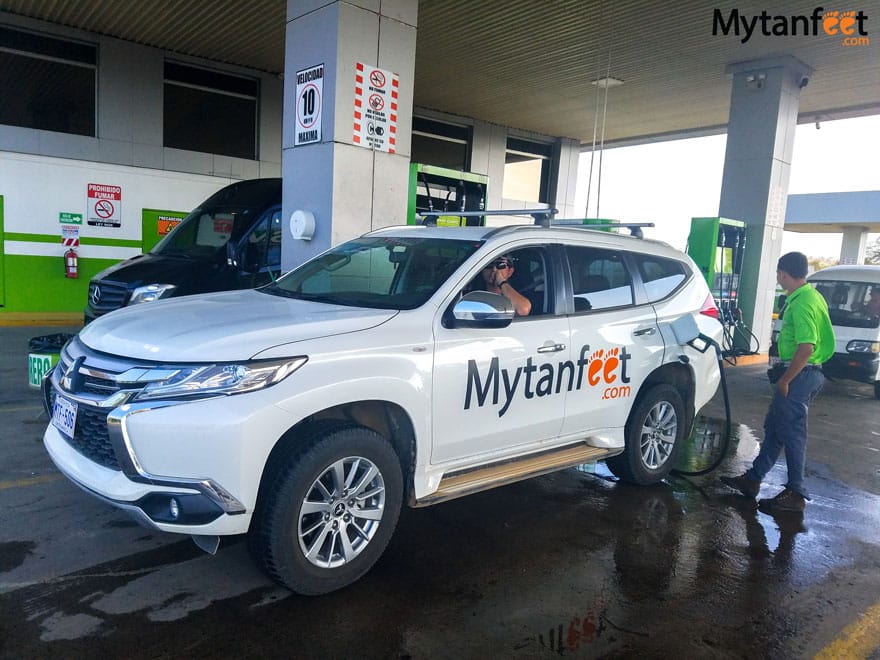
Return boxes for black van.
[85,178,282,323]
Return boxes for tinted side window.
[636,255,689,302]
[508,247,549,316]
[243,211,283,271]
[164,61,258,159]
[0,26,96,136]
[812,280,880,329]
[565,246,633,311]
[460,246,549,317]
[267,211,283,268]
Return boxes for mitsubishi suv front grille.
[47,389,118,469]
[46,336,161,471]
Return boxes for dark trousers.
[746,367,824,498]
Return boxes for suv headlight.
[129,283,177,305]
[846,340,880,354]
[133,357,307,401]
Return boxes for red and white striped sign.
[61,225,80,247]
[353,62,398,153]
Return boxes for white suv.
[43,222,722,594]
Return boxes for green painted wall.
[1,207,184,314]
[0,195,5,306]
[3,254,121,312]
[142,208,188,252]
[1,231,142,314]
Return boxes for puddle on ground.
[673,415,759,474]
[572,415,757,478]
[0,540,36,573]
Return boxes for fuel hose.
[672,334,733,476]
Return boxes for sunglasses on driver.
[484,259,513,270]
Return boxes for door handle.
[537,342,566,353]
[633,327,656,337]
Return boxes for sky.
[573,114,880,259]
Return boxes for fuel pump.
[687,217,746,303]
[686,217,758,359]
[407,163,488,227]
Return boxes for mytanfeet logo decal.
[713,7,870,46]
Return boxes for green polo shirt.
[778,283,835,364]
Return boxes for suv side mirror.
[451,291,515,328]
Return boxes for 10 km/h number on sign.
[295,64,324,145]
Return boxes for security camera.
[799,76,809,89]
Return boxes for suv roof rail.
[418,208,557,227]
[546,219,655,238]
[416,208,653,238]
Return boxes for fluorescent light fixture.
[591,77,624,89]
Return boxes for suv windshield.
[811,279,880,329]
[151,206,260,259]
[264,236,483,309]
[151,179,281,260]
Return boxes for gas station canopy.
[1,0,878,147]
[785,191,880,234]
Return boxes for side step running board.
[414,443,621,507]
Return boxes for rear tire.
[606,384,685,485]
[249,424,402,595]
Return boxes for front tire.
[606,383,685,485]
[249,424,403,595]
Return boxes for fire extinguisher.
[64,248,79,279]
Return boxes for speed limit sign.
[295,64,324,146]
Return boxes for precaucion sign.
[295,64,324,146]
[353,62,398,153]
[87,183,122,227]
[157,215,182,235]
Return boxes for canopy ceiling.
[1,0,878,146]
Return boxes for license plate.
[52,395,78,439]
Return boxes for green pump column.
[718,56,812,352]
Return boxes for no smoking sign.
[353,62,399,153]
[94,199,114,219]
[87,183,122,227]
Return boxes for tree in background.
[808,256,837,272]
[866,237,880,265]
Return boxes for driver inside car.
[474,254,531,316]
[856,287,880,316]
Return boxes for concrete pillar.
[840,226,869,264]
[471,121,507,210]
[552,137,581,218]
[718,56,812,352]
[282,1,417,270]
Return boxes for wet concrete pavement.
[2,326,879,658]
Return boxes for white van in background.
[775,265,880,399]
